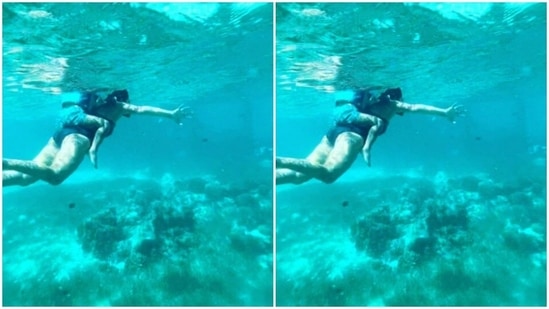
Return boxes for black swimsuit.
[326,90,380,145]
[53,126,95,146]
[325,88,398,145]
[52,120,115,146]
[326,124,371,145]
[53,92,115,146]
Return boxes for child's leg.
[353,113,383,127]
[78,114,111,132]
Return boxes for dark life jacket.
[352,87,402,112]
[62,89,130,116]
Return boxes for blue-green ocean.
[276,2,546,306]
[2,3,273,306]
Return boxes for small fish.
[342,201,349,207]
[475,136,482,141]
[202,138,208,142]
[68,202,76,209]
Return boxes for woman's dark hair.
[105,89,129,105]
[360,86,402,105]
[384,87,402,100]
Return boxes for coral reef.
[278,172,546,306]
[351,205,399,256]
[77,207,127,260]
[3,174,273,306]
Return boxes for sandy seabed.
[3,173,273,306]
[276,170,546,306]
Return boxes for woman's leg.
[2,138,59,187]
[3,171,36,187]
[276,168,311,185]
[276,132,363,184]
[3,134,90,186]
[276,136,333,185]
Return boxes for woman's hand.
[172,105,194,124]
[445,104,466,123]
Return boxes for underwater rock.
[399,179,436,207]
[503,223,545,254]
[449,175,480,192]
[152,205,195,238]
[229,225,272,256]
[173,231,198,250]
[160,173,178,197]
[409,236,436,256]
[433,171,449,195]
[136,238,162,257]
[192,204,216,225]
[397,250,420,270]
[508,190,534,208]
[225,182,251,197]
[426,202,468,237]
[77,207,127,260]
[434,262,474,293]
[256,184,271,197]
[477,178,504,198]
[423,200,472,258]
[185,177,208,193]
[235,193,260,208]
[204,181,228,200]
[351,206,399,257]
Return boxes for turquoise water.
[3,2,547,307]
[2,3,273,306]
[276,2,546,306]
